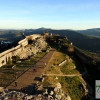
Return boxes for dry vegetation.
[44,51,66,74]
[42,51,84,100]
[0,52,46,87]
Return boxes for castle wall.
[0,46,20,67]
[18,38,28,47]
[0,38,29,67]
[26,34,41,40]
[0,34,45,67]
[0,55,7,67]
[0,50,12,67]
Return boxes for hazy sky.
[0,0,100,30]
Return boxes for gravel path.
[6,49,55,94]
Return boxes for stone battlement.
[0,34,45,67]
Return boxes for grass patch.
[42,76,58,87]
[45,51,66,74]
[59,76,83,100]
[0,51,46,87]
[60,61,79,74]
[0,73,15,87]
[43,50,86,99]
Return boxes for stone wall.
[16,37,47,59]
[0,34,46,67]
[26,34,41,40]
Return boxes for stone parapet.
[0,34,47,67]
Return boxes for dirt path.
[6,49,55,94]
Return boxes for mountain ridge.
[0,28,100,53]
[76,28,100,36]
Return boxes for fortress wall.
[21,42,28,47]
[12,47,22,56]
[14,45,21,50]
[18,38,28,48]
[0,47,22,67]
[6,52,12,62]
[0,51,12,67]
[0,34,43,67]
[0,38,28,67]
[0,38,27,58]
[18,38,27,45]
[0,50,10,58]
[26,34,41,40]
[0,55,7,67]
[18,46,38,59]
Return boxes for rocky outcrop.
[17,37,47,59]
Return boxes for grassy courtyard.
[0,52,46,87]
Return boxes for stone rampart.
[18,38,28,47]
[26,34,41,40]
[0,34,44,67]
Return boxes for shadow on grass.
[34,77,41,81]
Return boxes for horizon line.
[0,27,100,31]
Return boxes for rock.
[55,77,58,79]
[0,87,4,92]
[50,91,54,95]
[55,94,61,100]
[16,61,21,63]
[56,83,62,89]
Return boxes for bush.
[7,57,12,65]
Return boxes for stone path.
[6,49,55,94]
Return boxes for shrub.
[7,57,12,65]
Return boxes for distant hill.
[24,27,51,35]
[0,30,23,40]
[49,29,100,53]
[0,28,100,53]
[76,28,100,37]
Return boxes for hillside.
[49,29,100,53]
[77,28,100,37]
[0,30,23,40]
[0,28,100,53]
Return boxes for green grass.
[45,51,66,74]
[43,50,85,99]
[60,61,79,74]
[59,76,83,100]
[0,51,46,87]
[0,73,15,87]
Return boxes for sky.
[0,0,100,30]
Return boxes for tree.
[7,57,12,65]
